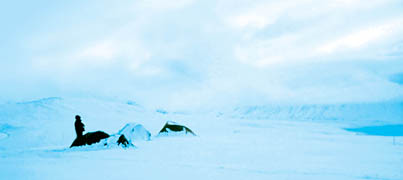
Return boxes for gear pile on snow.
[157,121,196,136]
[70,131,110,148]
[117,135,129,147]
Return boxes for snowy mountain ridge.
[231,101,403,126]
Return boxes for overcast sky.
[1,0,403,109]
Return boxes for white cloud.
[223,0,393,30]
[77,41,118,60]
[3,0,403,107]
[230,13,269,29]
[135,0,196,10]
[317,19,403,54]
[225,1,299,29]
[234,34,304,67]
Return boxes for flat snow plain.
[0,97,402,180]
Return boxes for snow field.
[0,97,402,180]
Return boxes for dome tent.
[118,123,151,141]
[157,121,196,137]
[102,123,151,148]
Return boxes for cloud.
[135,0,196,10]
[317,18,403,54]
[1,0,403,108]
[77,41,118,60]
[223,0,403,68]
[225,1,296,29]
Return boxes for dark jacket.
[75,119,85,137]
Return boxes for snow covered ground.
[0,97,402,180]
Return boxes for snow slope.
[0,97,402,180]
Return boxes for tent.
[157,121,196,136]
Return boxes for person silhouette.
[74,115,85,138]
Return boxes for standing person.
[74,115,85,137]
